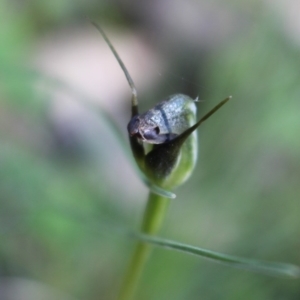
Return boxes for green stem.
[118,192,170,300]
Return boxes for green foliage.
[1,1,300,300]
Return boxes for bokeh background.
[1,0,300,299]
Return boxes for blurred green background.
[0,0,299,299]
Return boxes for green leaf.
[134,233,300,278]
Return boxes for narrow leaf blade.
[134,233,300,278]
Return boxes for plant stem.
[118,192,170,300]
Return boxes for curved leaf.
[134,233,300,278]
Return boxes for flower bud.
[93,22,230,195]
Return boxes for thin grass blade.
[134,233,300,278]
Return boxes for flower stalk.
[118,192,170,300]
